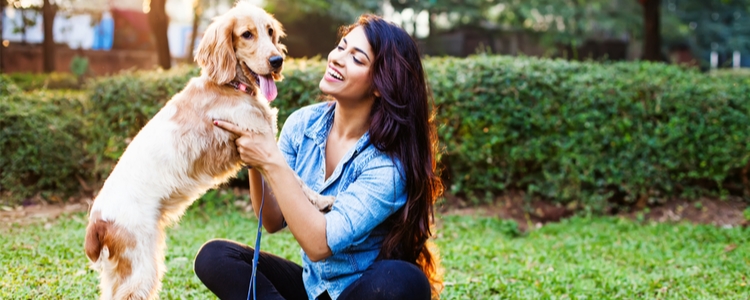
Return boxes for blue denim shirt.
[277,102,407,300]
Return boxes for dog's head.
[195,1,286,101]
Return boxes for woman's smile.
[325,66,345,82]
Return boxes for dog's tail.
[84,217,110,262]
[84,212,150,298]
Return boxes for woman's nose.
[329,50,345,66]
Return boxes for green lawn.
[1,196,749,299]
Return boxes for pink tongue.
[258,75,277,102]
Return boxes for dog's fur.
[84,2,333,299]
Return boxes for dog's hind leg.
[111,230,166,300]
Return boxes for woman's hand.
[213,120,282,171]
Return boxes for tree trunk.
[148,0,171,70]
[42,0,56,73]
[188,0,202,63]
[641,0,661,61]
[0,0,6,73]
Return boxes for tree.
[148,0,171,70]
[665,0,750,67]
[0,0,6,73]
[42,0,57,72]
[639,0,662,61]
[7,0,90,73]
[263,0,372,58]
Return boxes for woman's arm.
[248,168,285,233]
[214,120,332,261]
[260,157,332,261]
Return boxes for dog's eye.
[268,28,273,37]
[241,31,253,39]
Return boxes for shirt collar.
[305,102,373,187]
[304,102,372,153]
[304,102,336,146]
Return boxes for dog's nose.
[269,56,283,69]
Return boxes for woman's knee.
[342,260,431,300]
[194,239,252,278]
[375,260,430,296]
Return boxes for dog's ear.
[272,18,287,56]
[195,16,237,85]
[271,18,286,82]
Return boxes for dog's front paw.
[312,195,335,212]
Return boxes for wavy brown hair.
[339,15,444,297]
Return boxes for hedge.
[1,74,21,95]
[6,72,81,91]
[428,56,750,210]
[3,56,749,210]
[0,88,89,204]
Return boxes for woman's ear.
[373,90,381,98]
[195,15,237,84]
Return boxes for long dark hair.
[339,15,444,296]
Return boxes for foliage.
[0,89,89,205]
[0,74,21,95]
[665,0,750,66]
[4,72,81,91]
[312,0,749,64]
[426,55,750,208]
[395,0,643,46]
[2,204,749,299]
[6,56,750,210]
[265,0,381,23]
[70,55,89,79]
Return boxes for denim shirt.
[277,102,407,300]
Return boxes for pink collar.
[227,80,255,95]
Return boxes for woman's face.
[319,26,377,103]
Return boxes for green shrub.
[0,90,89,204]
[0,74,21,95]
[77,57,750,211]
[7,72,81,91]
[428,55,750,209]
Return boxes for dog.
[84,2,334,299]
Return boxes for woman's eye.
[337,46,344,51]
[353,57,362,64]
[242,31,252,39]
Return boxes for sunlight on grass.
[1,203,748,299]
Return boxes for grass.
[1,192,749,299]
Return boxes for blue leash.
[247,178,264,300]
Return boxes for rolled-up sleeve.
[325,160,407,254]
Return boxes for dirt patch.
[438,191,575,232]
[439,191,749,231]
[0,199,90,229]
[619,197,748,227]
[3,190,748,231]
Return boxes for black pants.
[194,239,431,300]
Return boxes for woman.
[195,14,443,300]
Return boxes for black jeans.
[194,239,431,300]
